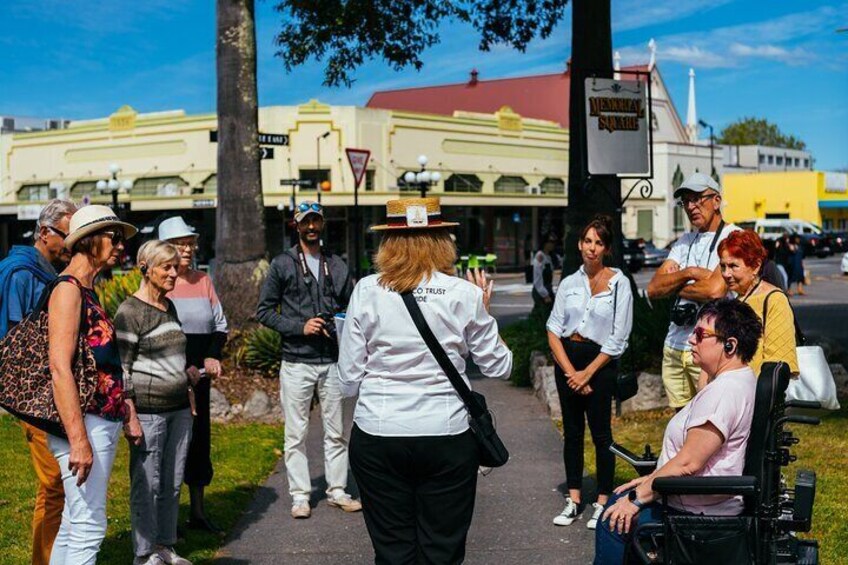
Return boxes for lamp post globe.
[417,154,428,167]
[403,171,416,185]
[96,180,107,191]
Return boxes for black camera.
[317,312,337,341]
[670,302,698,327]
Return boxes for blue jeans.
[594,490,689,564]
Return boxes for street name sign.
[209,130,289,146]
[345,148,371,188]
[584,77,649,176]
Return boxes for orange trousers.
[22,422,64,565]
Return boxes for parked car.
[737,219,831,258]
[826,231,848,253]
[642,241,670,268]
[622,238,646,273]
[842,252,848,275]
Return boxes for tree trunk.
[214,0,267,327]
[565,0,622,273]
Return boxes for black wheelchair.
[609,362,821,564]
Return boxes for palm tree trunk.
[214,0,267,327]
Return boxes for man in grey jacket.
[256,201,359,519]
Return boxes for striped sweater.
[114,296,189,413]
[167,270,228,366]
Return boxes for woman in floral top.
[47,206,137,565]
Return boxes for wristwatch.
[628,489,647,511]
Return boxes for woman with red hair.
[717,230,799,377]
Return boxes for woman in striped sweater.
[158,216,229,533]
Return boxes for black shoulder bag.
[400,292,509,468]
[610,280,639,402]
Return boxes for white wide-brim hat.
[64,205,138,250]
[158,216,198,241]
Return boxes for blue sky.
[1,0,845,168]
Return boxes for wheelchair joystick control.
[643,444,654,459]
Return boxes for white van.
[736,219,824,240]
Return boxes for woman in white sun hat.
[157,216,229,533]
[46,205,138,564]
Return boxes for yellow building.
[723,171,848,230]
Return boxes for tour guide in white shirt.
[337,197,512,565]
[546,215,634,530]
[647,173,739,409]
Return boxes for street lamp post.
[316,131,330,204]
[95,163,133,217]
[698,119,715,178]
[403,155,441,198]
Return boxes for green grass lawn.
[0,417,282,565]
[569,405,848,565]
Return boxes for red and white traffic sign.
[345,148,371,188]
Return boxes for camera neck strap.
[296,245,336,316]
[673,219,726,314]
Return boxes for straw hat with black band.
[64,205,138,250]
[370,197,459,231]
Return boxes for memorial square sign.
[585,77,650,176]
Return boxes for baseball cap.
[673,173,721,199]
[294,200,324,223]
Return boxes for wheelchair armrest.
[610,443,658,477]
[653,475,758,496]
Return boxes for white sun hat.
[64,205,137,250]
[158,216,198,241]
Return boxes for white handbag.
[787,345,841,410]
[763,291,841,410]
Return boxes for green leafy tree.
[718,117,806,150]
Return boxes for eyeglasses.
[676,193,717,208]
[99,230,125,245]
[692,326,724,343]
[297,202,323,214]
[171,241,196,250]
[46,226,68,239]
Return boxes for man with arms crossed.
[647,173,738,409]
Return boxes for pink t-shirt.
[655,366,757,515]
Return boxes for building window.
[540,177,565,194]
[674,204,686,231]
[794,158,800,167]
[494,175,528,194]
[804,158,810,168]
[70,181,98,200]
[776,156,784,166]
[17,184,51,202]
[767,155,774,165]
[132,176,189,197]
[299,169,330,191]
[202,174,217,194]
[759,154,765,164]
[364,170,376,191]
[444,174,483,193]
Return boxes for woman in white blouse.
[547,215,634,530]
[337,197,512,565]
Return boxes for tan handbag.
[0,278,99,438]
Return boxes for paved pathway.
[215,376,596,564]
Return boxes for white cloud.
[728,43,815,65]
[612,0,735,32]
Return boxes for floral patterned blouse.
[58,275,126,421]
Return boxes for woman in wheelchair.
[594,299,762,564]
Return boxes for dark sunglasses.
[46,226,68,239]
[692,326,724,343]
[297,202,323,214]
[98,230,125,245]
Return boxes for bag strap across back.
[762,289,806,346]
[400,291,485,418]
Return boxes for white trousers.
[279,360,349,501]
[48,414,121,565]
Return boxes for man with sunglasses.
[647,173,740,410]
[256,200,359,519]
[0,199,76,565]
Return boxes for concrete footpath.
[215,376,596,564]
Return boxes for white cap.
[673,172,721,199]
[158,216,197,241]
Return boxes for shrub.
[241,326,283,375]
[623,288,672,374]
[95,269,142,319]
[501,310,549,387]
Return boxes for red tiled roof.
[366,66,649,128]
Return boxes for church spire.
[686,68,699,144]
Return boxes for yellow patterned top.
[744,290,799,376]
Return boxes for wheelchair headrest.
[742,362,790,482]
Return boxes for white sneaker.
[587,502,604,530]
[553,497,582,526]
[134,555,166,565]
[155,546,192,565]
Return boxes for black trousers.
[554,339,616,496]
[184,377,213,486]
[349,425,479,565]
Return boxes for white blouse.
[337,272,513,437]
[545,266,633,358]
